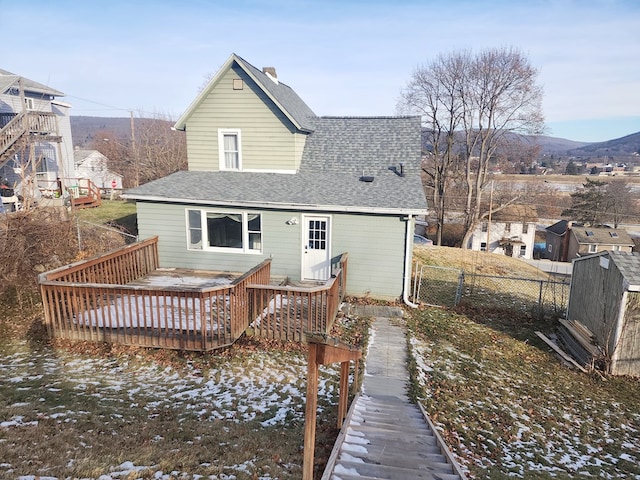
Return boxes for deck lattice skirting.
[38,237,347,351]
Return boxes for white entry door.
[302,215,331,281]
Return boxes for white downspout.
[403,215,419,308]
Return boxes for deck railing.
[247,253,348,342]
[40,236,159,285]
[39,237,346,350]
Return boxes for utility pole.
[486,180,494,253]
[130,110,139,187]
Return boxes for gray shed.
[567,251,640,377]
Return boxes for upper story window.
[24,98,35,110]
[504,222,511,233]
[481,222,488,233]
[522,223,529,234]
[218,129,242,171]
[186,208,261,254]
[588,244,597,253]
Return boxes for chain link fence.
[411,263,570,317]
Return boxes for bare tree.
[459,47,545,248]
[399,52,468,245]
[399,47,545,248]
[605,179,638,228]
[92,112,187,188]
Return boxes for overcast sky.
[1,0,638,143]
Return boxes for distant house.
[467,205,537,259]
[123,54,427,300]
[567,251,640,377]
[545,221,633,261]
[74,149,123,192]
[0,68,75,198]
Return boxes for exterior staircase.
[327,394,464,479]
[0,111,62,167]
[322,310,467,480]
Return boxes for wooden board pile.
[557,319,605,369]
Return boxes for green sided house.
[123,53,427,301]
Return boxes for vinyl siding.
[185,65,306,172]
[331,214,406,299]
[136,202,407,299]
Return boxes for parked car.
[414,234,433,245]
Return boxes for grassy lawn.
[407,246,640,479]
[0,311,370,479]
[75,199,138,237]
[3,211,638,479]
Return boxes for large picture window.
[218,129,242,170]
[187,209,261,253]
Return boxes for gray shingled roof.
[608,251,640,290]
[125,116,427,214]
[572,227,634,246]
[235,55,316,132]
[0,68,64,96]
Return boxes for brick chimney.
[262,67,278,84]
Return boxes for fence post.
[455,271,464,306]
[538,280,544,319]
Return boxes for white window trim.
[186,208,262,254]
[24,97,35,110]
[588,244,597,253]
[218,128,242,171]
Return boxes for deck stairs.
[322,309,467,480]
[69,178,102,209]
[0,111,62,168]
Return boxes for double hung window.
[187,209,262,253]
[218,129,241,170]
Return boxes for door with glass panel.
[302,215,331,281]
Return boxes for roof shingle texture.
[126,55,427,214]
[127,116,426,213]
[572,227,634,245]
[235,56,316,132]
[609,251,640,288]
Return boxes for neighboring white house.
[0,68,75,196]
[74,149,123,192]
[467,205,537,260]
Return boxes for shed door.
[302,215,331,281]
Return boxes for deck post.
[338,361,350,427]
[302,343,319,480]
[303,334,362,480]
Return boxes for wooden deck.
[38,237,348,351]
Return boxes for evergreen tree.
[564,160,581,175]
[561,178,609,225]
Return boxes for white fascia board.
[121,193,427,216]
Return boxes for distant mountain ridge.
[568,131,640,157]
[71,115,640,157]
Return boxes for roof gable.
[174,54,315,132]
[0,68,64,97]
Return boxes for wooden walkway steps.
[322,309,467,479]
